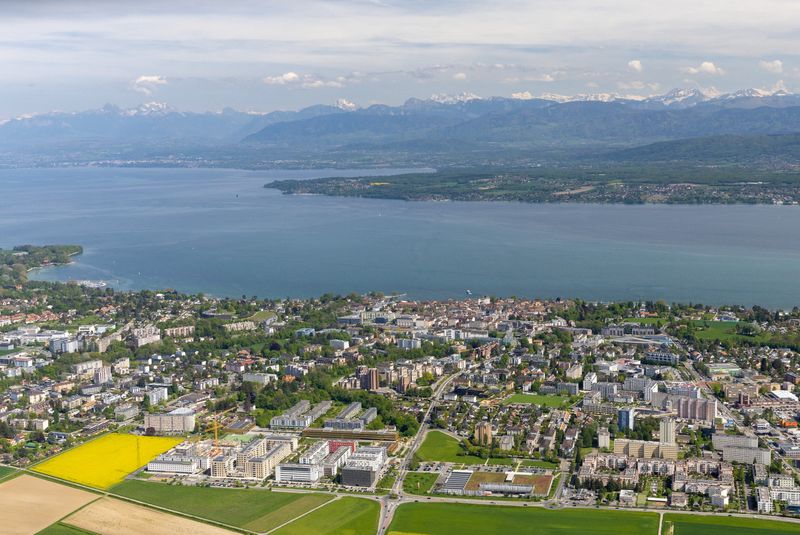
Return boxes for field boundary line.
[262,495,342,535]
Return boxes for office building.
[275,463,321,483]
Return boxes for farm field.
[415,430,486,464]
[0,474,97,535]
[403,472,439,495]
[663,513,800,535]
[36,523,94,535]
[503,393,572,407]
[388,502,659,535]
[32,433,180,489]
[272,496,380,535]
[113,479,333,532]
[0,465,17,481]
[62,497,235,535]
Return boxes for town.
[1,259,800,533]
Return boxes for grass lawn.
[503,393,572,408]
[388,502,659,535]
[486,457,516,466]
[112,480,333,532]
[36,523,95,535]
[247,310,276,322]
[689,320,746,342]
[376,471,397,491]
[403,472,438,495]
[520,459,560,469]
[272,497,380,535]
[416,431,485,464]
[664,514,800,535]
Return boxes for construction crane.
[203,406,236,456]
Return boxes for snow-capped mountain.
[428,92,482,104]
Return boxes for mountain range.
[3,87,800,167]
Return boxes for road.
[379,371,462,534]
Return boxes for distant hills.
[3,87,800,168]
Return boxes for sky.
[1,0,799,117]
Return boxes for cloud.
[262,71,360,89]
[627,60,642,72]
[511,91,533,99]
[262,72,300,85]
[503,73,556,83]
[759,59,783,74]
[617,80,660,91]
[452,72,467,80]
[133,74,167,95]
[682,61,724,75]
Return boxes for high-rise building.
[598,428,611,449]
[660,418,676,445]
[618,408,635,431]
[360,368,379,391]
[474,421,492,446]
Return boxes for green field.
[36,524,94,535]
[0,465,17,481]
[664,514,800,535]
[388,502,659,535]
[521,459,560,469]
[112,480,333,532]
[247,310,277,322]
[503,393,572,407]
[272,497,380,535]
[415,431,486,464]
[403,472,439,495]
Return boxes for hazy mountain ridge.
[3,88,800,167]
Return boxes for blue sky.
[1,0,798,117]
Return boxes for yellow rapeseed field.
[32,433,181,489]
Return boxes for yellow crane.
[202,405,236,455]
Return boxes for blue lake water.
[2,167,800,308]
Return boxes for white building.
[144,408,196,434]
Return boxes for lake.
[2,167,800,308]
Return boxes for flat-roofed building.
[144,407,196,434]
[275,463,320,483]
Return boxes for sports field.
[0,474,97,535]
[503,393,572,407]
[32,433,181,489]
[113,479,334,532]
[272,497,380,535]
[664,513,800,535]
[415,430,486,464]
[388,502,659,535]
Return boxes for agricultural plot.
[62,497,235,535]
[35,523,93,535]
[388,502,659,535]
[0,474,97,535]
[272,497,380,535]
[113,479,334,532]
[32,433,180,489]
[663,513,800,535]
